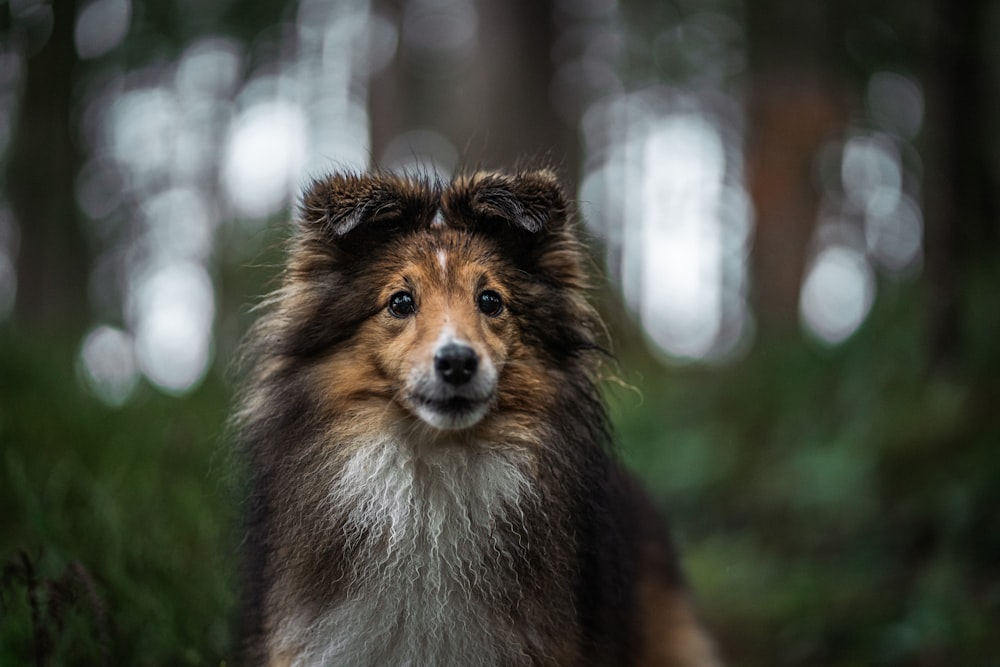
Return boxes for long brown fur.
[232,169,721,666]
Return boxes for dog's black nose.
[434,343,478,385]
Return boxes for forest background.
[1,0,998,665]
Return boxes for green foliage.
[612,277,1000,666]
[0,331,236,666]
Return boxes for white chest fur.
[274,436,536,667]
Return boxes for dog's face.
[360,229,516,430]
[273,170,600,439]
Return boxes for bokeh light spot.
[866,194,923,274]
[800,244,875,344]
[108,87,179,180]
[130,261,215,394]
[175,36,243,100]
[867,70,924,139]
[74,0,131,60]
[78,324,139,406]
[635,113,725,360]
[842,134,901,214]
[222,98,307,218]
[142,188,214,262]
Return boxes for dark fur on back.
[232,170,715,666]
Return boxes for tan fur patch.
[636,571,722,667]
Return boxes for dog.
[232,169,721,666]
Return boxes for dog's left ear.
[443,169,569,236]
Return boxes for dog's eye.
[477,290,503,317]
[388,291,416,318]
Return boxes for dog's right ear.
[296,172,438,243]
[444,169,569,235]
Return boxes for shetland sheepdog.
[233,169,721,666]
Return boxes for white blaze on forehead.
[437,249,448,274]
[434,325,458,348]
[431,209,445,227]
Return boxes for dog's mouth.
[416,395,479,412]
[409,392,493,430]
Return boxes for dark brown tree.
[7,0,88,336]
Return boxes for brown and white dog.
[233,169,721,666]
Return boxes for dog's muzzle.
[408,340,496,430]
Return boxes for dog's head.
[269,169,602,437]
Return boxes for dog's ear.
[297,172,437,243]
[444,170,593,293]
[444,169,568,235]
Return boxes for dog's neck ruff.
[275,433,537,667]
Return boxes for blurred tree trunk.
[472,0,576,174]
[7,0,88,337]
[743,2,848,332]
[745,82,847,330]
[922,0,996,369]
[369,0,575,181]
